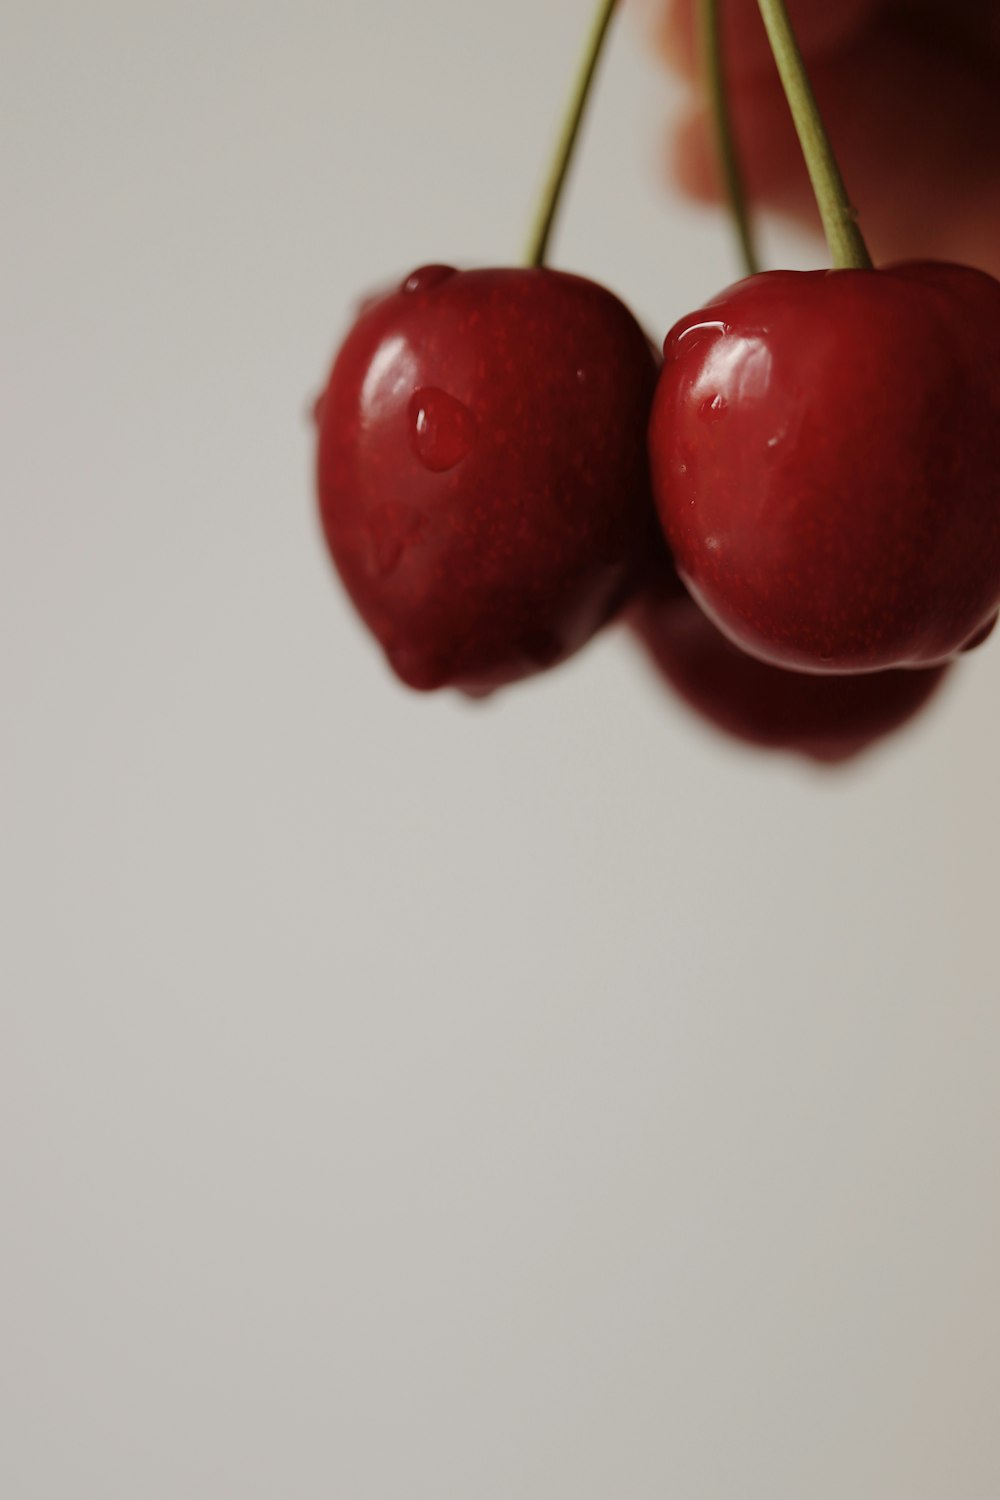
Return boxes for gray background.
[3,1,999,1495]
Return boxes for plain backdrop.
[3,2,1000,1496]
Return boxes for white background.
[3,1,1000,1496]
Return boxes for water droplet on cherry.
[668,319,727,358]
[698,393,727,422]
[409,388,477,472]
[402,265,457,296]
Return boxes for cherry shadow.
[627,581,950,765]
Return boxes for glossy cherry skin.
[627,569,949,765]
[649,262,1000,674]
[316,265,659,693]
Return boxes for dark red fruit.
[649,262,1000,674]
[628,573,949,764]
[316,264,659,693]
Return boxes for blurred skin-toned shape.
[648,0,1000,277]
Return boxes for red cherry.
[628,573,949,765]
[316,265,659,693]
[649,262,1000,673]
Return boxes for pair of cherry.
[313,0,1000,762]
[315,254,1000,758]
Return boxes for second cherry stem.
[704,0,872,274]
[529,0,871,279]
[701,0,760,275]
[755,0,872,270]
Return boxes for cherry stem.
[699,0,760,276]
[756,0,872,270]
[525,0,618,268]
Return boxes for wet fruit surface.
[649,262,1000,673]
[316,265,659,693]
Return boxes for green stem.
[699,0,760,275]
[525,0,618,268]
[756,0,872,270]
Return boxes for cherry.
[656,0,1000,675]
[628,569,949,764]
[315,264,660,692]
[649,260,1000,673]
[313,0,661,693]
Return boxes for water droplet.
[576,367,588,385]
[402,265,457,295]
[668,319,726,358]
[409,388,477,472]
[698,393,728,422]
